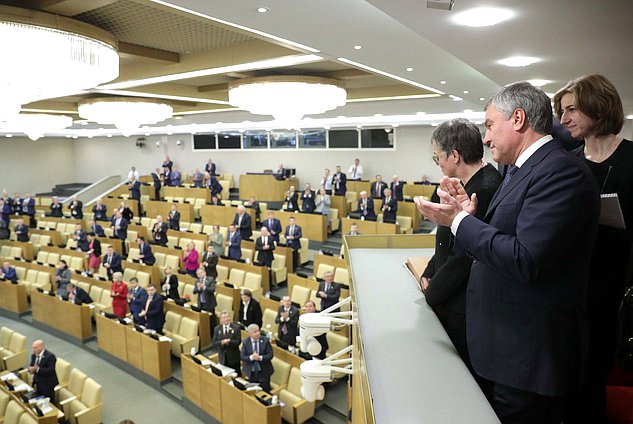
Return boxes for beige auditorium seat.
[76,281,91,295]
[0,390,10,417]
[154,252,166,268]
[227,269,246,287]
[162,311,182,340]
[315,263,335,280]
[123,268,137,282]
[19,411,38,424]
[55,358,72,388]
[181,284,198,304]
[33,271,52,292]
[216,265,229,284]
[290,285,311,308]
[1,332,27,371]
[189,223,202,233]
[241,273,262,301]
[47,252,60,266]
[261,308,279,339]
[271,254,287,286]
[299,238,310,265]
[19,269,39,293]
[89,286,102,304]
[0,245,12,260]
[136,271,150,288]
[93,290,112,316]
[164,255,180,271]
[69,257,84,273]
[333,268,350,285]
[0,327,14,349]
[278,367,315,424]
[330,208,340,232]
[3,401,25,424]
[215,294,233,321]
[127,248,141,261]
[240,248,253,263]
[61,377,102,424]
[269,357,291,395]
[9,247,23,260]
[171,317,199,357]
[36,251,48,264]
[14,266,27,282]
[309,290,320,307]
[396,215,413,234]
[56,368,87,404]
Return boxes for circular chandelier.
[228,76,347,124]
[0,6,119,122]
[78,97,174,137]
[0,113,73,141]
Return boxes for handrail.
[60,175,123,205]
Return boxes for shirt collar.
[514,135,553,168]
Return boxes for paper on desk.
[0,373,17,381]
[13,383,32,392]
[158,336,172,343]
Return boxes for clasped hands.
[413,176,478,227]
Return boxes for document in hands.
[403,257,430,292]
[600,193,626,230]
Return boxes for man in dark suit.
[15,218,28,242]
[162,156,173,171]
[92,198,108,222]
[22,193,36,227]
[151,168,162,200]
[416,82,600,423]
[263,211,282,245]
[212,310,241,374]
[241,324,274,392]
[301,183,316,213]
[69,195,83,219]
[381,188,398,224]
[275,163,285,180]
[232,205,252,240]
[66,282,93,305]
[127,277,147,325]
[201,245,218,278]
[285,186,299,212]
[390,175,404,201]
[49,197,63,218]
[102,246,123,280]
[28,340,59,400]
[333,165,347,196]
[111,211,128,241]
[170,166,182,186]
[137,237,155,265]
[192,168,204,188]
[244,196,260,222]
[226,225,242,260]
[284,217,302,272]
[129,178,141,200]
[205,158,216,176]
[370,175,388,199]
[88,220,106,237]
[140,284,165,332]
[207,174,223,197]
[318,271,341,312]
[275,295,299,347]
[356,191,376,220]
[420,118,502,385]
[1,260,18,282]
[168,205,180,231]
[152,215,168,245]
[73,223,89,251]
[254,227,275,267]
[194,268,217,317]
[238,289,262,328]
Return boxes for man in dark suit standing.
[333,165,347,196]
[416,82,600,423]
[356,191,376,220]
[238,289,262,328]
[262,211,282,245]
[232,205,252,241]
[390,175,404,201]
[275,295,299,347]
[14,218,28,242]
[241,324,274,392]
[420,118,502,385]
[140,284,165,332]
[22,193,36,227]
[254,227,275,268]
[168,205,180,231]
[151,168,162,200]
[226,225,242,260]
[137,237,155,265]
[381,188,398,224]
[170,166,182,186]
[318,271,341,311]
[194,268,217,317]
[275,163,285,180]
[201,245,218,278]
[28,340,59,401]
[284,216,302,272]
[212,310,241,374]
[102,246,123,280]
[111,211,128,256]
[369,175,387,199]
[127,277,147,325]
[205,158,216,176]
[207,174,223,197]
[301,183,316,213]
[129,178,141,201]
[69,195,83,219]
[152,215,168,245]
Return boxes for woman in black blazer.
[162,265,180,299]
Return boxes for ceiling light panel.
[453,7,514,27]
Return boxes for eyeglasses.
[432,152,447,165]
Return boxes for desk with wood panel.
[239,174,299,202]
[341,218,399,235]
[145,200,195,223]
[272,210,327,242]
[0,240,35,261]
[95,314,172,382]
[0,376,63,424]
[242,240,293,276]
[0,280,28,314]
[164,300,212,350]
[330,195,349,220]
[218,258,271,295]
[403,183,437,199]
[200,205,256,229]
[30,291,93,341]
[30,228,63,248]
[164,186,210,202]
[347,180,371,195]
[102,196,140,218]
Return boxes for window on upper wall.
[193,133,216,150]
[299,129,326,149]
[270,130,297,149]
[217,131,241,149]
[360,128,395,148]
[328,129,359,148]
[243,131,268,149]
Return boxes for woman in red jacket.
[110,271,129,318]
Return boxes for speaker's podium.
[182,354,281,424]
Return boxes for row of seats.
[54,362,103,424]
[314,263,350,285]
[162,311,200,357]
[0,245,23,262]
[0,396,40,424]
[35,250,84,273]
[289,285,350,314]
[0,327,27,372]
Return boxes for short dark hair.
[553,74,624,137]
[241,289,252,298]
[431,118,483,164]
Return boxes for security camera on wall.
[135,137,145,148]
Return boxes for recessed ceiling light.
[626,114,633,120]
[416,111,426,116]
[356,124,363,129]
[479,97,485,101]
[257,7,269,13]
[440,80,447,85]
[526,79,552,87]
[145,132,151,136]
[406,67,414,72]
[174,116,183,120]
[337,115,346,119]
[449,95,463,101]
[81,121,88,126]
[392,123,400,128]
[463,90,469,94]
[353,45,362,50]
[107,134,113,137]
[5,134,13,138]
[499,56,540,67]
[464,109,473,113]
[374,113,383,117]
[431,123,439,127]
[453,7,513,27]
[72,135,78,139]
[65,134,72,138]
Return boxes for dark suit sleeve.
[253,301,263,327]
[261,339,273,361]
[241,340,252,362]
[36,353,57,376]
[288,307,300,328]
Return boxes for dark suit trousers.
[250,371,271,393]
[491,383,564,424]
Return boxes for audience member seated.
[239,289,263,328]
[139,284,164,332]
[241,323,274,392]
[285,186,299,212]
[276,295,299,347]
[209,195,222,206]
[245,196,261,221]
[226,224,242,260]
[88,220,106,237]
[92,198,108,221]
[212,310,241,374]
[110,271,129,318]
[182,242,200,277]
[0,260,17,283]
[66,282,93,305]
[390,175,404,201]
[69,195,83,219]
[49,196,63,217]
[161,266,179,300]
[347,158,363,181]
[381,188,398,224]
[152,215,168,245]
[102,245,123,280]
[168,205,180,231]
[54,260,72,297]
[370,175,387,199]
[137,236,155,265]
[303,300,327,359]
[232,205,253,241]
[354,191,376,220]
[284,216,302,272]
[127,277,147,324]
